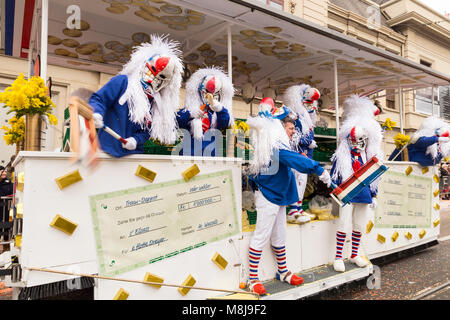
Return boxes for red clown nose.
[205,76,216,93]
[152,56,170,75]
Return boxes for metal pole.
[333,57,339,140]
[40,0,48,81]
[431,85,435,117]
[227,24,232,82]
[398,78,404,134]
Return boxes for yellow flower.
[47,113,58,125]
[393,133,410,148]
[1,116,25,145]
[382,118,396,131]
[1,73,57,123]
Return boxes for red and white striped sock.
[351,230,362,258]
[272,245,287,276]
[248,247,262,281]
[336,231,346,260]
[296,201,304,214]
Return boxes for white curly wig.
[118,34,183,145]
[411,116,449,160]
[331,96,384,193]
[342,94,379,121]
[184,66,234,140]
[282,84,314,135]
[246,116,291,175]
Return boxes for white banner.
[90,170,239,276]
[375,169,432,228]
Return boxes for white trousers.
[337,203,370,233]
[250,191,287,251]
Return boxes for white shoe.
[287,214,298,224]
[333,259,345,272]
[296,212,311,224]
[350,256,368,268]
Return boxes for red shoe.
[277,271,304,286]
[248,280,266,295]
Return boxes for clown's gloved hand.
[309,140,317,149]
[370,198,377,209]
[92,113,104,129]
[209,100,223,113]
[318,170,331,188]
[122,137,137,150]
[438,137,450,143]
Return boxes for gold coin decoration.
[63,28,82,37]
[160,4,182,14]
[134,10,160,22]
[62,39,80,48]
[67,60,91,66]
[48,35,62,45]
[106,6,127,14]
[240,29,257,37]
[103,52,119,62]
[185,9,204,16]
[200,49,216,58]
[264,26,282,33]
[132,32,150,43]
[184,53,199,62]
[79,20,90,31]
[55,48,70,56]
[197,43,211,51]
[67,52,79,58]
[187,15,205,25]
[140,5,160,15]
[105,41,121,50]
[160,15,188,25]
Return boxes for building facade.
[0,0,448,164]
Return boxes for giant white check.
[89,170,239,276]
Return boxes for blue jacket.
[388,136,442,166]
[330,154,376,204]
[249,148,324,206]
[89,75,150,158]
[293,118,314,159]
[176,107,230,156]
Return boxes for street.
[306,200,450,300]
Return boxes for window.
[255,0,284,10]
[439,85,450,121]
[420,59,432,68]
[386,89,396,110]
[415,87,440,116]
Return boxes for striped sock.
[351,230,362,258]
[297,201,304,214]
[287,204,298,216]
[248,247,262,281]
[335,231,346,260]
[272,245,287,275]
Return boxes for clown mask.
[303,87,320,113]
[199,75,223,106]
[141,54,175,95]
[348,126,368,153]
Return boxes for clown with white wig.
[245,98,331,295]
[330,96,383,272]
[388,116,450,166]
[89,35,183,157]
[177,67,233,156]
[282,84,320,224]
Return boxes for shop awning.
[4,0,450,103]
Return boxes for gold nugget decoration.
[377,234,386,243]
[211,252,228,270]
[55,170,83,190]
[419,229,426,239]
[143,272,164,289]
[113,288,129,300]
[391,231,399,242]
[405,232,412,240]
[178,274,196,296]
[50,214,78,236]
[422,167,429,174]
[135,165,157,183]
[433,189,440,197]
[182,164,200,182]
[433,219,440,227]
[405,166,413,176]
[366,220,374,234]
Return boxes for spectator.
[0,166,13,242]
